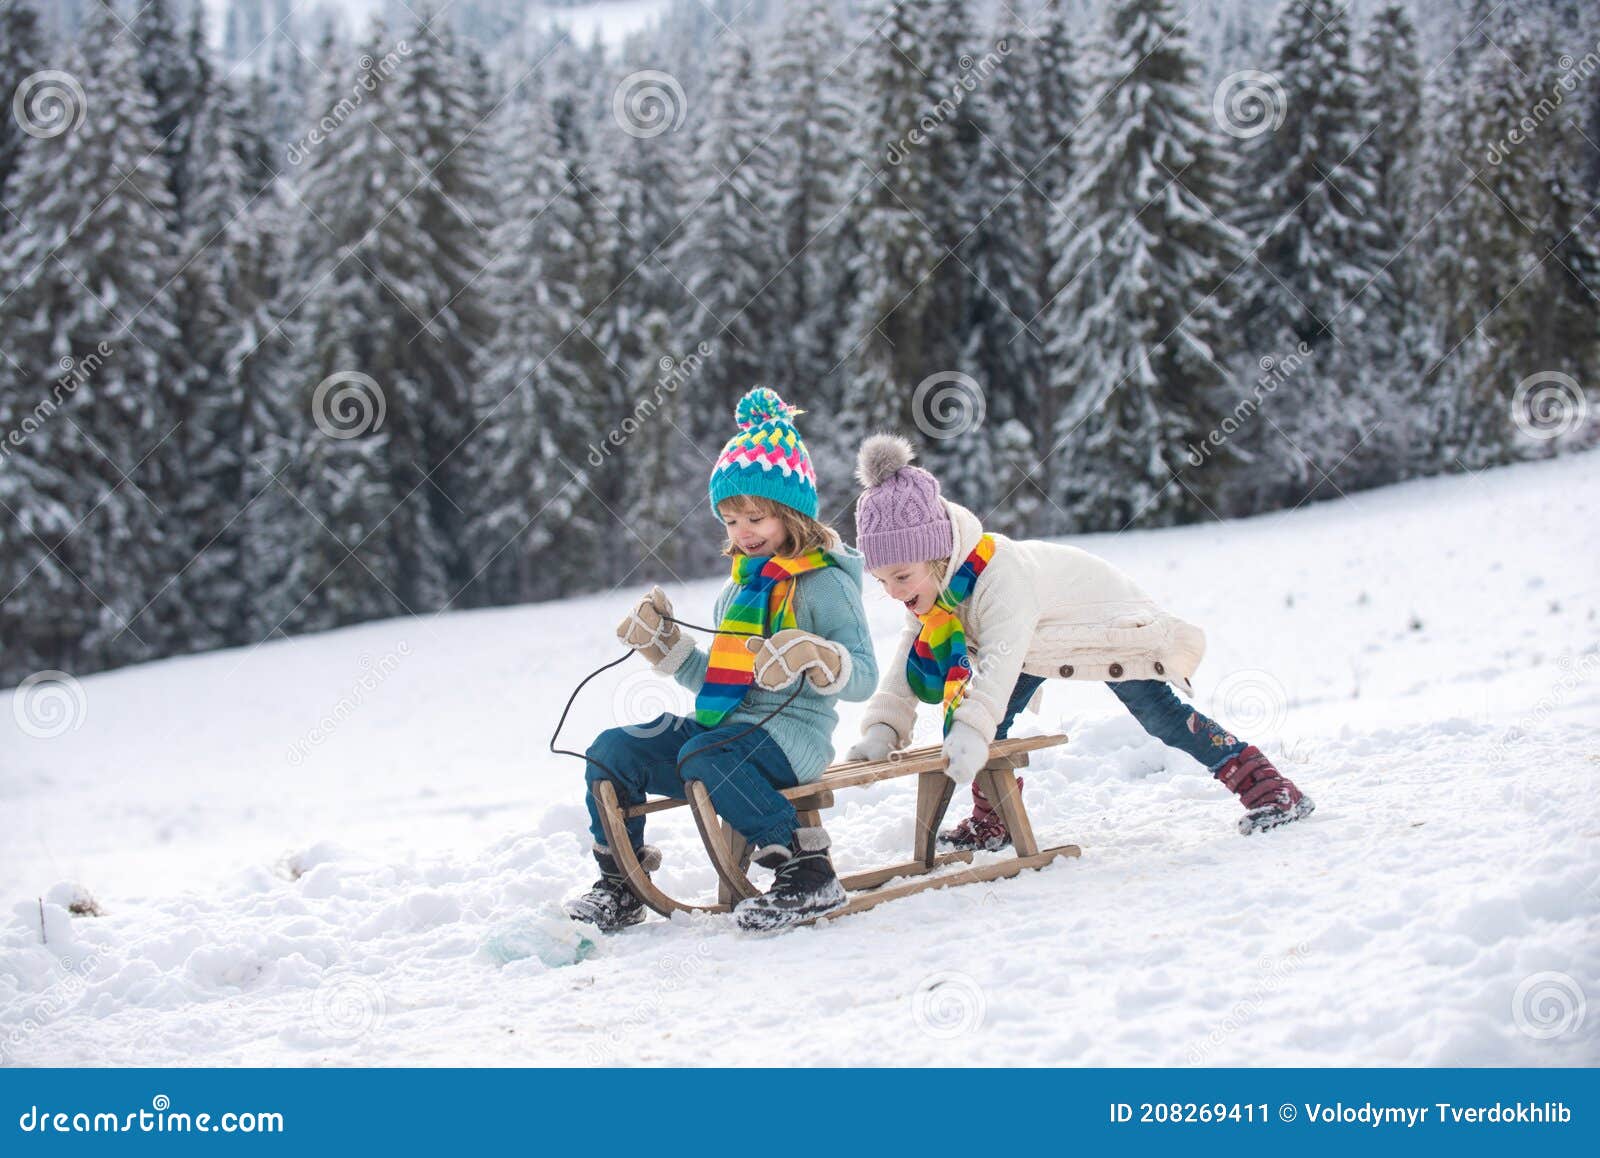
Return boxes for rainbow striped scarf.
[905,535,996,736]
[695,550,835,726]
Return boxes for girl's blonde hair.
[718,495,839,558]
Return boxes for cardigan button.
[1058,664,1074,677]
[1109,662,1124,678]
[1154,661,1165,675]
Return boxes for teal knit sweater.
[661,545,878,783]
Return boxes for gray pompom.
[855,433,914,489]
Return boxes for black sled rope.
[548,614,807,782]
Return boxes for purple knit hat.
[853,434,954,570]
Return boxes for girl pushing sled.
[845,434,1314,850]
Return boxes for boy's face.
[870,561,942,616]
[719,502,788,557]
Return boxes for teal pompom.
[735,386,800,431]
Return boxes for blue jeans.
[584,714,801,851]
[997,675,1246,772]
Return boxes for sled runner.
[589,732,1080,926]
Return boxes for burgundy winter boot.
[938,777,1024,851]
[1215,746,1315,835]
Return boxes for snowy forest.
[0,0,1596,690]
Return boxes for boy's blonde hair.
[718,494,839,558]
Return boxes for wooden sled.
[590,732,1081,926]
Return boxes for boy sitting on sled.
[567,389,878,932]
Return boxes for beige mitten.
[744,629,851,693]
[616,585,681,665]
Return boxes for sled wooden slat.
[795,844,1082,926]
[619,734,1053,819]
[978,765,1039,858]
[688,780,761,904]
[715,822,753,907]
[914,771,956,868]
[838,848,977,891]
[586,733,1075,922]
[592,779,728,917]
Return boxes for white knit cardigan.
[860,499,1208,746]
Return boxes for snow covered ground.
[3,450,1597,1066]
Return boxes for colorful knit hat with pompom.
[708,387,819,519]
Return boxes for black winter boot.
[734,826,847,931]
[564,843,660,931]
